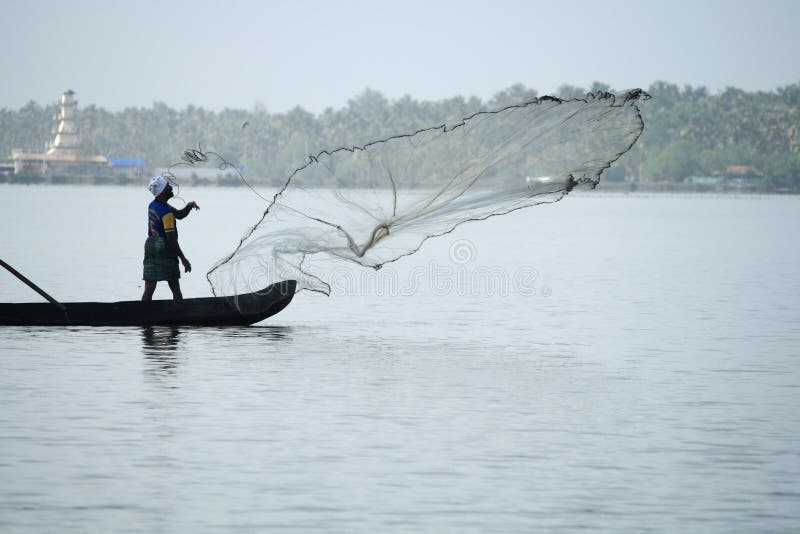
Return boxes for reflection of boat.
[0,280,296,327]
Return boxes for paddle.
[0,258,67,312]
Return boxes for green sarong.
[143,236,180,281]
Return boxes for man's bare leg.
[167,279,183,301]
[142,280,157,301]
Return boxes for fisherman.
[142,175,199,301]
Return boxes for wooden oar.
[0,258,67,312]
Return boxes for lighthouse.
[12,89,107,176]
[47,90,82,158]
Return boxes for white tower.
[11,89,108,175]
[47,89,81,157]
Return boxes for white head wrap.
[148,175,168,197]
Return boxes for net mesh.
[206,90,650,296]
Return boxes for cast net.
[206,90,649,296]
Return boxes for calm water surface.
[1,185,799,532]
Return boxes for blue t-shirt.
[148,200,177,238]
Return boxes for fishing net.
[206,90,650,296]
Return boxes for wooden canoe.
[0,280,297,327]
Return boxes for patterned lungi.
[142,236,180,281]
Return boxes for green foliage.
[615,81,800,188]
[644,140,701,181]
[762,151,800,188]
[1,81,799,190]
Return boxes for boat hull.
[0,280,296,327]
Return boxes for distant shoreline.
[594,181,799,195]
[1,175,797,195]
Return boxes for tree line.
[1,81,798,189]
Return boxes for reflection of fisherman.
[141,176,200,301]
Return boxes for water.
[1,185,799,532]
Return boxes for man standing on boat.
[142,175,199,301]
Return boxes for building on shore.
[11,90,107,175]
[108,158,148,177]
[690,165,764,188]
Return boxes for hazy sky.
[2,0,798,114]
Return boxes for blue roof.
[108,157,146,167]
